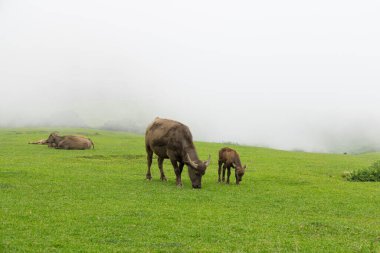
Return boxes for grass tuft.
[345,160,380,182]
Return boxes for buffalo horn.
[186,153,198,169]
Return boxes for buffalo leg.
[178,162,184,174]
[146,150,153,180]
[227,167,231,184]
[170,159,182,187]
[57,141,67,149]
[218,160,223,182]
[157,157,167,181]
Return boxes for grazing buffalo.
[46,132,94,150]
[145,117,211,188]
[218,147,246,184]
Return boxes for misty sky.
[1,0,380,153]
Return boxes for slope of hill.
[1,128,379,252]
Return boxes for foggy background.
[1,0,380,153]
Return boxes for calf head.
[234,164,246,184]
[187,154,211,189]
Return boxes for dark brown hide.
[46,132,94,150]
[218,147,246,185]
[145,117,210,188]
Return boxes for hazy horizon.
[1,0,380,153]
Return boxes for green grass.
[1,128,379,252]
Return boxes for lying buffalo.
[218,147,246,184]
[46,132,94,150]
[145,117,210,188]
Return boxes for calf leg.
[218,161,223,182]
[146,149,153,180]
[157,157,167,181]
[227,167,231,184]
[222,164,227,182]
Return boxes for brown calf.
[218,147,246,184]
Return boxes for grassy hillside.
[1,128,379,252]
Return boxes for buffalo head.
[187,154,211,189]
[46,132,59,147]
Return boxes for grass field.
[1,128,379,252]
